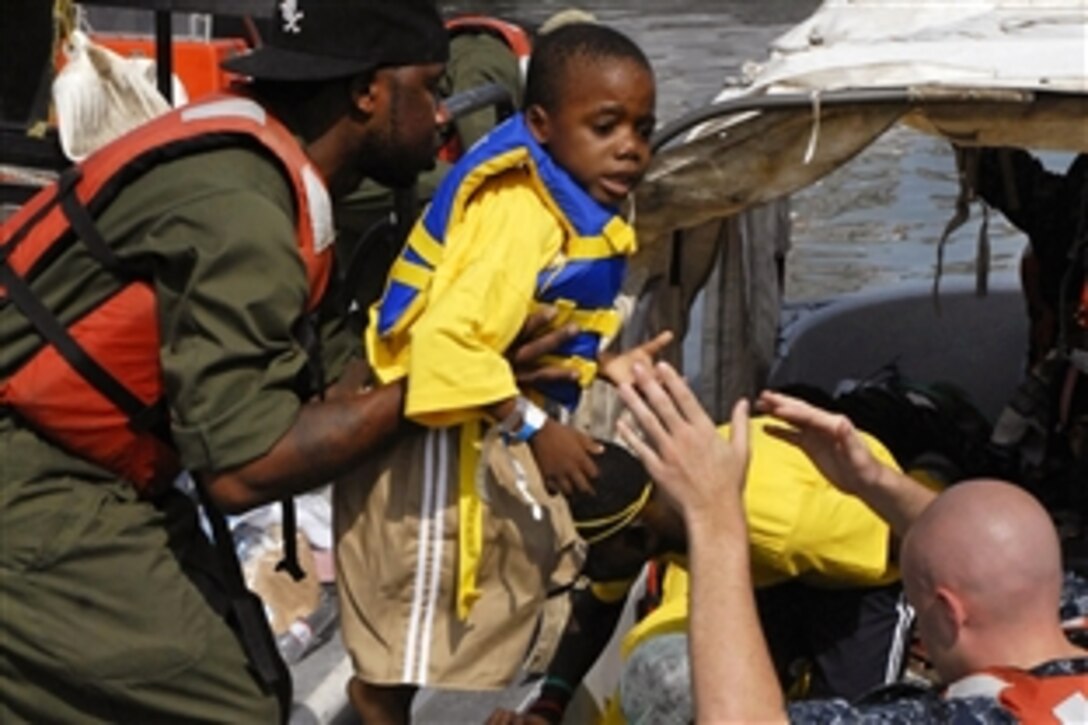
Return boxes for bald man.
[899,481,1081,683]
[614,364,1087,724]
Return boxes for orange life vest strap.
[1,93,332,310]
[445,15,532,60]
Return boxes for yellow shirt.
[611,417,902,659]
[742,418,900,589]
[596,420,902,723]
[366,169,564,427]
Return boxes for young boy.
[335,24,660,722]
[505,426,906,725]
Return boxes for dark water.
[447,0,1038,301]
[446,0,815,129]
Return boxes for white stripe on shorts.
[402,430,438,682]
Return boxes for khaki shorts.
[335,425,583,689]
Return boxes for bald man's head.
[900,479,1068,680]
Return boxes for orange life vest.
[990,665,1088,724]
[0,93,333,495]
[951,665,1088,724]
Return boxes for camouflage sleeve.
[1060,571,1088,621]
[787,693,1015,724]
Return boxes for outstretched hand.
[755,390,886,498]
[597,331,675,387]
[616,362,750,528]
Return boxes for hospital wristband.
[500,396,548,444]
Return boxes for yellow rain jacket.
[597,418,901,723]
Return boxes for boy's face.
[527,56,656,207]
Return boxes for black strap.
[291,312,326,402]
[58,168,123,272]
[272,312,328,583]
[340,215,398,322]
[668,229,683,287]
[195,481,293,721]
[275,497,305,582]
[393,187,418,249]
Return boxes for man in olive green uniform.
[0,2,449,722]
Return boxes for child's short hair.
[568,441,652,544]
[523,23,651,113]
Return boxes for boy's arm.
[486,394,602,496]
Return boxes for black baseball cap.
[223,0,449,82]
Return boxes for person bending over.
[490,422,907,725]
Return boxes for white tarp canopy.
[744,0,1088,96]
[612,0,1087,423]
[634,0,1088,241]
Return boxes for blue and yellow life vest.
[371,112,636,410]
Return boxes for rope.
[26,0,78,139]
[52,0,78,63]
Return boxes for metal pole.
[154,10,173,103]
